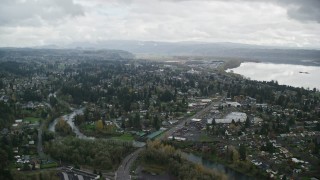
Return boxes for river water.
[227,62,320,90]
[48,108,95,140]
[182,152,253,180]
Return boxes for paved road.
[159,101,217,140]
[37,119,47,159]
[115,148,144,180]
[115,99,221,180]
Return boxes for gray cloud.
[163,0,320,23]
[0,0,84,26]
[278,0,320,23]
[0,0,319,48]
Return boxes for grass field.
[12,169,60,180]
[81,124,95,131]
[112,133,134,141]
[199,134,213,142]
[41,162,58,169]
[142,163,166,174]
[24,117,41,123]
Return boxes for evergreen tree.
[153,115,160,130]
[239,144,246,161]
[121,119,126,130]
[245,116,250,128]
[134,113,141,129]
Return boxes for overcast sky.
[0,0,319,48]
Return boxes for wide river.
[227,62,320,90]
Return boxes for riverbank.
[165,141,268,179]
[132,140,228,180]
[184,151,267,180]
[221,59,243,70]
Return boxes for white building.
[208,112,247,124]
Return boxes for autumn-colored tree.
[96,120,104,131]
[55,118,74,136]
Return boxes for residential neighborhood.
[0,48,319,180]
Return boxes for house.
[191,118,201,122]
[15,119,23,123]
[226,101,241,107]
[169,120,178,125]
[201,99,212,103]
[168,136,186,141]
[291,157,305,164]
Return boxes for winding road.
[115,148,144,180]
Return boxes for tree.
[45,137,134,170]
[206,124,210,133]
[96,120,104,131]
[245,116,250,128]
[121,119,126,130]
[159,90,174,102]
[261,142,275,153]
[110,108,115,118]
[211,118,216,126]
[227,146,239,163]
[74,114,85,125]
[42,130,54,142]
[288,118,295,126]
[133,113,141,129]
[239,144,246,161]
[0,149,8,170]
[128,116,133,128]
[153,115,160,130]
[55,118,73,136]
[315,122,320,131]
[145,111,150,119]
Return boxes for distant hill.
[66,40,320,66]
[0,48,135,61]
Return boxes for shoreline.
[182,150,267,179]
[224,61,320,90]
[222,60,243,70]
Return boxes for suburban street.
[159,100,218,140]
[37,120,46,159]
[115,99,221,180]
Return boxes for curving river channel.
[49,109,251,179]
[182,152,253,180]
[48,108,95,140]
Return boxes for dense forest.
[44,137,134,170]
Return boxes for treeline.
[44,137,134,170]
[141,140,227,180]
[11,170,59,180]
[226,77,320,112]
[0,102,14,129]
